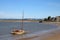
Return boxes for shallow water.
[0,22,58,40]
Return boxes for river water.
[0,22,58,40]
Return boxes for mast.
[21,10,24,30]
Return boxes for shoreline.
[18,27,60,40]
[19,22,60,40]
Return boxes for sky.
[0,0,60,19]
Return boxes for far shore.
[0,20,39,22]
[0,20,60,27]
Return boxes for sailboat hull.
[11,30,26,35]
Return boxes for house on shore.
[56,16,60,22]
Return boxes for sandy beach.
[18,22,60,40]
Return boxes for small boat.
[11,10,26,35]
[11,29,26,35]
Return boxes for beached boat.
[11,10,26,35]
[11,29,25,35]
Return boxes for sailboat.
[11,10,26,35]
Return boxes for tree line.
[39,16,57,23]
